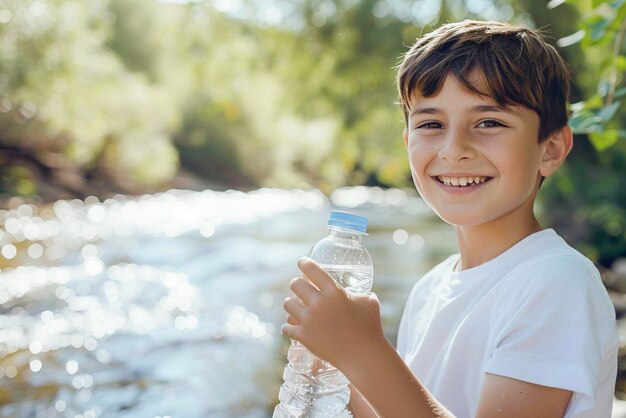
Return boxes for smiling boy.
[282,21,618,417]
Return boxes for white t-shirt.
[396,229,618,418]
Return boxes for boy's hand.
[281,257,386,369]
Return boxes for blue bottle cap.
[327,210,368,234]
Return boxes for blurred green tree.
[0,0,178,201]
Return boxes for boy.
[282,20,618,417]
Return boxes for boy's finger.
[283,296,306,320]
[286,314,299,326]
[281,323,298,340]
[297,257,337,292]
[290,276,319,304]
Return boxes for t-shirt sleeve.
[484,256,616,407]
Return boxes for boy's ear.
[539,125,573,177]
[403,129,408,148]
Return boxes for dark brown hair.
[397,20,571,142]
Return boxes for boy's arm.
[475,373,572,417]
[283,258,573,418]
[347,384,379,418]
[342,336,572,418]
[341,334,454,417]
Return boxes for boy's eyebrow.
[409,107,440,117]
[409,104,519,118]
[472,104,518,115]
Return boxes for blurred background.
[0,0,624,417]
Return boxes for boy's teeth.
[438,176,488,187]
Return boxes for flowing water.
[0,186,466,417]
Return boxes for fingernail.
[297,257,311,267]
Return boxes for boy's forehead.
[407,73,496,108]
[406,73,536,120]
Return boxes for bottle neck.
[328,227,364,242]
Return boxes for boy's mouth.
[434,176,493,187]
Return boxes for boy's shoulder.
[500,232,614,320]
[489,230,604,295]
[418,229,603,292]
[412,229,606,296]
[517,230,600,282]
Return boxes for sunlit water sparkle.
[0,187,455,417]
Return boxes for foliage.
[536,0,626,268]
[559,0,626,150]
[0,0,178,199]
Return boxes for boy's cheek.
[408,169,425,193]
[406,152,427,175]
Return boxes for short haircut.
[397,20,571,142]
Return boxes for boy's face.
[404,73,550,229]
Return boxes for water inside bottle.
[319,264,373,294]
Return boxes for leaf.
[547,0,567,9]
[589,130,620,151]
[611,0,626,9]
[598,80,610,97]
[568,111,603,133]
[569,101,586,112]
[589,18,610,41]
[557,30,585,47]
[597,101,621,121]
[615,87,626,98]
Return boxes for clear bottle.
[274,210,374,418]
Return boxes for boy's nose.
[437,131,476,162]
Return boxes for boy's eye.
[477,120,505,128]
[416,122,444,129]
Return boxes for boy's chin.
[432,210,491,229]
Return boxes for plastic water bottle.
[274,210,374,418]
